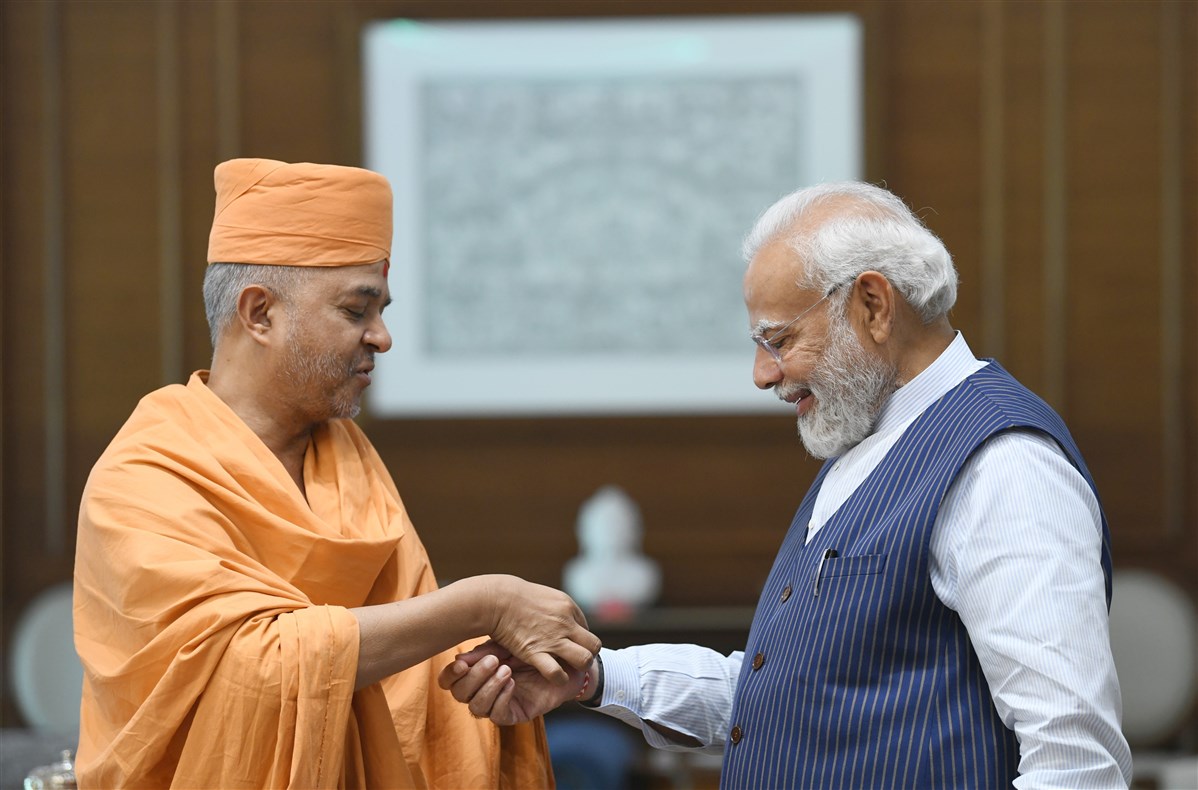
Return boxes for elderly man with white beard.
[441,182,1132,789]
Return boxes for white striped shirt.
[592,334,1132,788]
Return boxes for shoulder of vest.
[947,361,1099,480]
[951,362,1066,432]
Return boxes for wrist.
[578,652,604,707]
[454,575,503,636]
[574,668,592,702]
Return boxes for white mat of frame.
[363,15,862,416]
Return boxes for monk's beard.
[282,340,363,420]
[779,312,899,460]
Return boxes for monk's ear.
[853,271,895,344]
[235,285,276,345]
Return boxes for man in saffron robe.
[73,158,600,788]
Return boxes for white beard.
[783,313,899,460]
[282,336,363,420]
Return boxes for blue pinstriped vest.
[720,362,1112,789]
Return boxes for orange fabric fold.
[207,158,392,267]
[74,372,553,788]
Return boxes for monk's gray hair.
[202,263,309,349]
[741,181,958,324]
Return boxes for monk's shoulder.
[89,383,209,475]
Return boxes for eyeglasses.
[751,279,853,366]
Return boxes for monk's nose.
[367,319,392,353]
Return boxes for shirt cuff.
[593,647,640,712]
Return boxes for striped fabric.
[720,361,1113,789]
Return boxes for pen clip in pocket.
[813,548,839,597]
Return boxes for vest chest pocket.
[809,552,887,598]
[820,552,887,579]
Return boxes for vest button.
[730,725,743,744]
[752,652,764,671]
[781,585,793,602]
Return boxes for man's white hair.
[742,181,958,323]
[202,263,308,349]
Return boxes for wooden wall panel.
[177,1,223,373]
[62,3,164,498]
[1001,1,1048,394]
[1184,2,1198,561]
[3,0,1196,734]
[1066,4,1167,548]
[2,0,57,726]
[239,3,349,163]
[1156,0,1194,550]
[370,414,811,606]
[881,2,985,351]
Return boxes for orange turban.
[207,158,392,267]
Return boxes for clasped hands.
[438,639,600,725]
[438,576,601,725]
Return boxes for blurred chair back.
[9,582,83,733]
[545,713,640,790]
[1108,568,1197,746]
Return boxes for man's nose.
[367,318,392,353]
[752,347,782,390]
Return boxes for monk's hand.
[438,640,588,726]
[482,575,601,686]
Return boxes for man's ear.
[235,285,276,346]
[853,271,895,344]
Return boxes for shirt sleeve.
[932,429,1133,789]
[586,645,743,755]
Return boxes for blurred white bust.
[563,485,661,619]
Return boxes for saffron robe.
[74,372,553,788]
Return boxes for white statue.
[563,485,661,619]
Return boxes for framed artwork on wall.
[364,15,862,416]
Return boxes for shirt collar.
[869,332,986,439]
